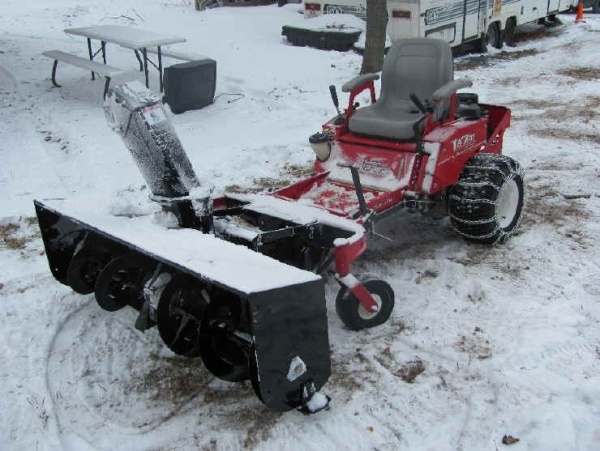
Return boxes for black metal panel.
[34,201,82,284]
[34,201,129,285]
[34,201,235,296]
[249,279,331,411]
[281,26,362,52]
[35,199,332,410]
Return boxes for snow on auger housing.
[34,38,524,413]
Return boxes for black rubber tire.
[66,246,113,294]
[487,22,503,49]
[475,34,488,53]
[504,18,517,47]
[94,253,154,312]
[335,279,395,331]
[157,276,208,357]
[199,293,250,382]
[449,154,524,244]
[544,15,562,27]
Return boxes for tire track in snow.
[500,341,599,388]
[45,300,208,450]
[479,340,600,448]
[44,298,292,451]
[324,325,502,450]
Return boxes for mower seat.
[348,38,454,141]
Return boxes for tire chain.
[449,154,524,243]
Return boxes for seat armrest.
[432,79,473,101]
[342,73,380,93]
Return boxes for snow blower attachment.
[35,38,525,413]
[34,81,331,413]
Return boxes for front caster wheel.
[335,279,395,331]
[157,276,208,357]
[94,253,154,312]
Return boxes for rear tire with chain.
[449,154,524,244]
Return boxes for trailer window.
[392,10,411,19]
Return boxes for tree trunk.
[360,0,388,74]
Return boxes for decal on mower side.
[451,133,476,152]
[371,195,396,211]
[360,158,387,176]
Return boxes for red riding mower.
[34,38,523,413]
[274,37,524,328]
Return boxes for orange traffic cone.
[575,1,586,24]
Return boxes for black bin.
[163,58,217,114]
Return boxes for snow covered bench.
[42,50,127,98]
[146,47,209,62]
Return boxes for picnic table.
[63,25,186,92]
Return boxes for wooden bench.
[42,50,127,98]
[146,48,209,62]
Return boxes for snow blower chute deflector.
[35,38,525,413]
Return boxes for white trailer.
[485,0,576,48]
[303,0,577,51]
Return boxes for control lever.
[329,85,341,115]
[409,92,427,114]
[337,162,368,217]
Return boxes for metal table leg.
[142,48,149,88]
[134,50,143,71]
[50,60,62,87]
[86,38,95,80]
[158,46,163,93]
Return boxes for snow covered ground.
[1,1,599,450]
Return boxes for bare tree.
[360,0,388,74]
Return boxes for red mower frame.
[33,40,524,411]
[269,75,513,328]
